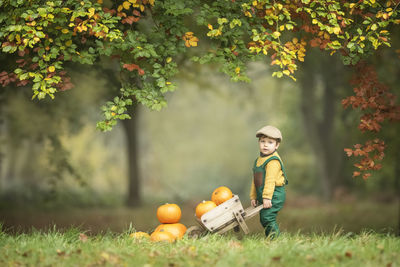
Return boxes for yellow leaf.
[149,0,155,5]
[117,5,123,12]
[349,3,356,8]
[283,70,290,75]
[48,66,55,72]
[244,11,252,17]
[123,1,131,9]
[97,0,103,4]
[292,37,298,44]
[62,29,69,34]
[15,34,21,44]
[189,40,198,47]
[279,25,285,31]
[235,67,240,74]
[272,31,281,38]
[65,40,72,46]
[166,57,172,63]
[128,0,137,3]
[140,4,145,12]
[208,24,213,30]
[370,0,375,3]
[166,82,171,85]
[333,26,341,35]
[312,19,318,24]
[88,7,95,18]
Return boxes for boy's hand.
[251,199,257,207]
[263,198,272,209]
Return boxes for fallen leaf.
[227,240,243,249]
[79,233,88,242]
[56,249,66,256]
[306,254,315,261]
[345,251,352,258]
[272,256,281,261]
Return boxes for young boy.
[250,125,288,238]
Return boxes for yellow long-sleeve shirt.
[250,152,285,200]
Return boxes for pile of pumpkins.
[130,203,186,243]
[129,186,233,242]
[150,203,187,242]
[195,186,233,219]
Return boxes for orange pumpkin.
[157,203,182,223]
[195,200,217,218]
[150,229,176,243]
[129,231,150,239]
[211,186,233,205]
[154,223,187,239]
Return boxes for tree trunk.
[122,103,141,207]
[298,53,346,200]
[299,76,333,199]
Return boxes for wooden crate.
[195,195,263,234]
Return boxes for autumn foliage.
[342,63,400,179]
[1,0,400,178]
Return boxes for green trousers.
[256,186,286,238]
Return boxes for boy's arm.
[262,160,281,199]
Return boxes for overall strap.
[260,156,289,185]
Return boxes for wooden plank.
[243,205,263,220]
[233,211,249,234]
[200,195,245,232]
[213,205,262,234]
[215,220,238,234]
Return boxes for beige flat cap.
[256,125,282,141]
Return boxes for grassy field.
[0,227,399,267]
[1,198,398,234]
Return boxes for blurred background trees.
[0,0,399,234]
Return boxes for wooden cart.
[186,195,263,237]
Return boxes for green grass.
[1,226,399,267]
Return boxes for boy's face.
[258,136,280,155]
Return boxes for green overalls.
[253,155,288,238]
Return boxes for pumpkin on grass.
[154,223,187,239]
[157,203,182,224]
[211,186,233,205]
[195,200,217,218]
[150,229,176,243]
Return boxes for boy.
[250,125,288,238]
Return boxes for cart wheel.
[186,226,206,238]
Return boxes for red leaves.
[122,63,145,75]
[121,9,141,24]
[122,16,140,25]
[0,71,17,87]
[342,63,400,179]
[345,139,385,179]
[123,63,138,71]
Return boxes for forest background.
[0,0,399,235]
